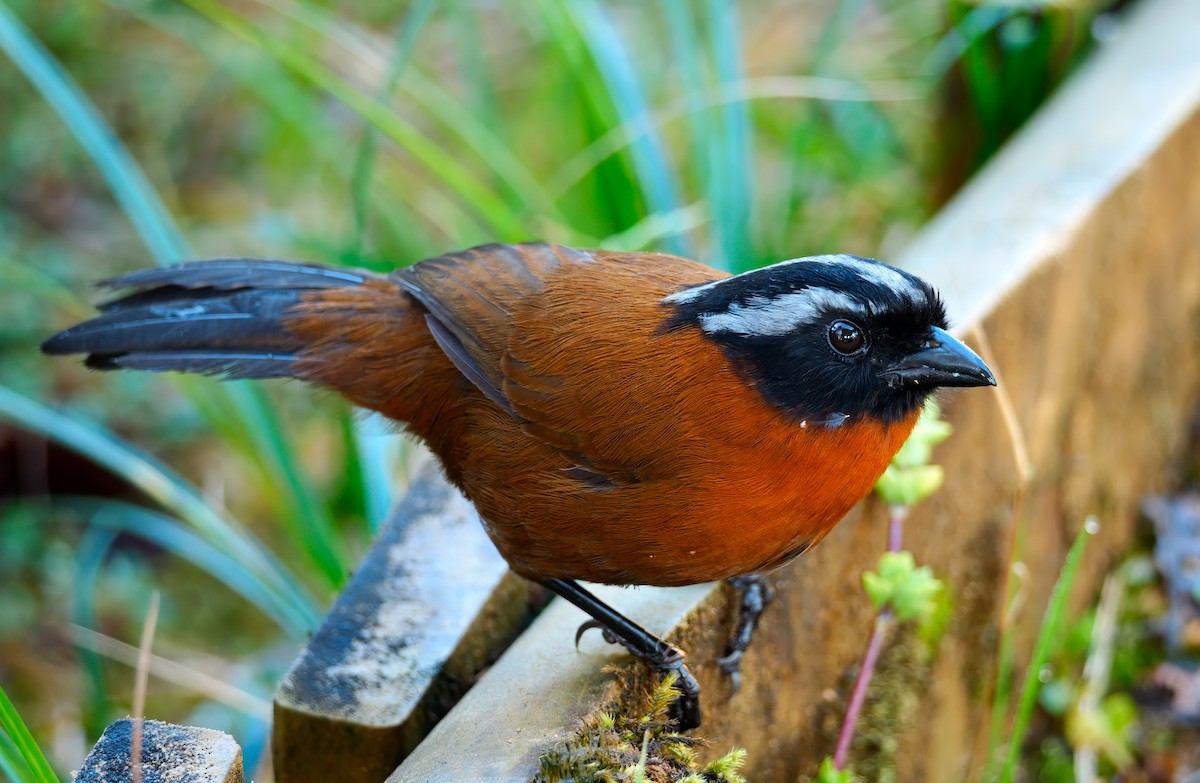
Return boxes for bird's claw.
[551,579,702,731]
[714,649,744,694]
[714,647,743,672]
[718,573,773,691]
[574,619,619,649]
[575,626,701,729]
[646,643,701,730]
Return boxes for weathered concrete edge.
[273,458,540,783]
[76,719,243,783]
[275,459,507,727]
[388,583,711,782]
[390,0,1200,779]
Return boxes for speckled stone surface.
[76,719,242,783]
[273,460,544,783]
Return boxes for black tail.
[42,259,379,379]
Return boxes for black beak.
[882,326,995,389]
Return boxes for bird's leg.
[542,577,701,730]
[714,573,774,693]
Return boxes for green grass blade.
[0,729,37,783]
[809,0,869,71]
[180,400,340,589]
[253,0,564,233]
[182,0,529,239]
[560,0,687,255]
[548,76,917,207]
[104,0,431,262]
[999,519,1096,783]
[0,1,185,262]
[71,526,117,739]
[64,497,306,634]
[446,6,505,135]
[0,257,90,320]
[0,683,59,783]
[923,5,1014,81]
[297,1,444,562]
[0,385,317,635]
[984,491,1032,778]
[986,600,1017,775]
[351,419,397,534]
[705,0,754,270]
[222,383,349,590]
[402,66,567,225]
[800,0,912,208]
[599,203,709,252]
[2,0,347,590]
[661,0,712,250]
[348,0,437,258]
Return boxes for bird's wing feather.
[396,243,723,485]
[499,249,723,483]
[394,243,593,409]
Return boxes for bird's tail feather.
[42,259,383,380]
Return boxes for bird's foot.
[715,573,774,693]
[545,578,703,730]
[573,620,700,729]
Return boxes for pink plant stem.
[833,504,909,770]
[887,505,907,553]
[833,609,893,768]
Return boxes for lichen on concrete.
[272,463,549,783]
[76,719,242,783]
[276,463,507,727]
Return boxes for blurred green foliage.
[0,0,1117,778]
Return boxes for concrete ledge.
[273,460,545,783]
[387,0,1200,779]
[388,583,711,781]
[76,719,242,783]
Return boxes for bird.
[42,242,995,729]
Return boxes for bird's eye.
[827,319,866,355]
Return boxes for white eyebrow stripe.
[660,256,845,304]
[661,253,919,306]
[805,255,923,301]
[698,288,866,336]
[662,256,840,306]
[662,281,715,304]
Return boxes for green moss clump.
[534,674,748,783]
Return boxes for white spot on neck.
[800,412,850,430]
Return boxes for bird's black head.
[663,254,995,425]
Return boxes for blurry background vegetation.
[0,0,1119,780]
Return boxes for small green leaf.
[875,464,945,506]
[814,757,856,783]
[1066,694,1137,771]
[1102,692,1138,737]
[862,570,891,611]
[875,402,953,506]
[861,551,944,623]
[891,401,953,468]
